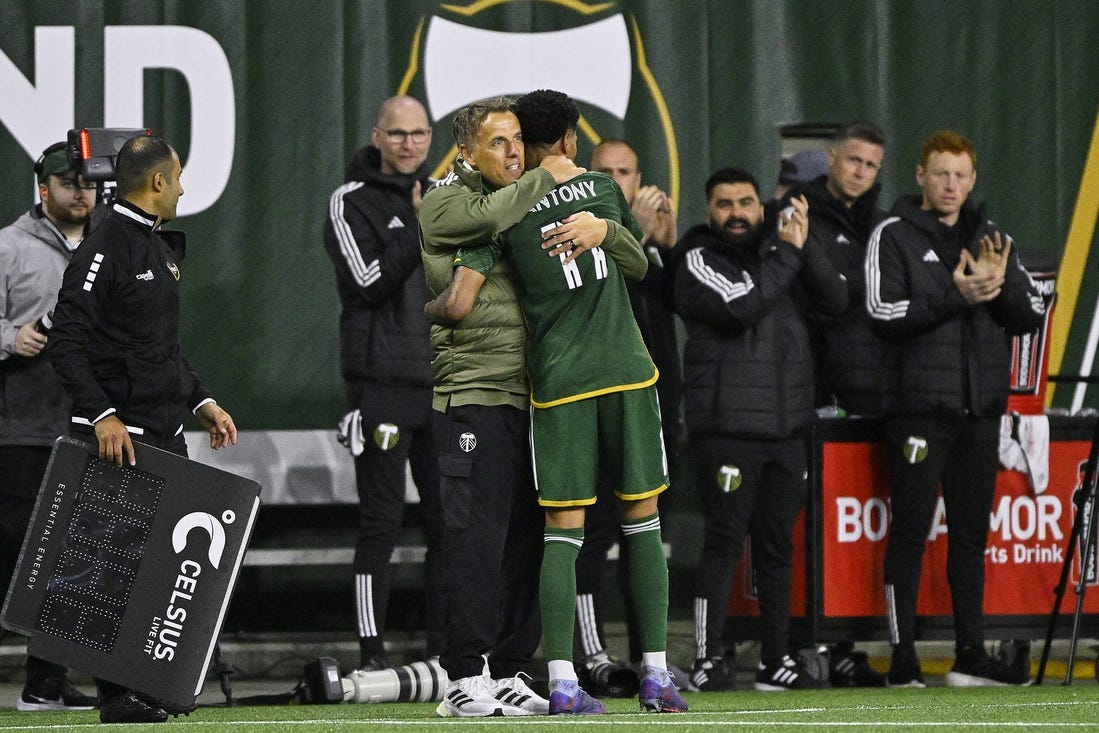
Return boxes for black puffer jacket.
[865,195,1046,416]
[324,146,432,387]
[787,176,896,415]
[672,224,847,439]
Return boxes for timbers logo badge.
[396,0,680,208]
[903,435,929,464]
[717,464,742,493]
[458,432,476,453]
[374,422,400,450]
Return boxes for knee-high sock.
[622,513,668,654]
[541,527,584,663]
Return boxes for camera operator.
[48,133,237,723]
[0,142,98,712]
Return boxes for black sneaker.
[830,643,887,687]
[360,655,389,672]
[754,656,827,691]
[945,645,1031,687]
[690,656,736,691]
[99,691,168,724]
[135,691,197,717]
[17,675,97,711]
[577,650,639,698]
[887,643,926,688]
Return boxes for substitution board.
[1,437,261,707]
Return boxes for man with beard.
[0,142,98,713]
[866,131,1044,687]
[673,167,846,691]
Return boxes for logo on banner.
[458,432,477,452]
[402,0,680,205]
[717,465,742,493]
[147,509,237,663]
[903,435,928,464]
[374,423,400,450]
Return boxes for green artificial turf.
[3,686,1099,732]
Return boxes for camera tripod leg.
[1036,412,1099,685]
[1065,466,1099,684]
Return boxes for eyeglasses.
[379,128,431,144]
[56,178,97,191]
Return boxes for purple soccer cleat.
[548,679,606,715]
[639,667,689,713]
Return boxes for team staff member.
[49,134,237,724]
[324,95,445,669]
[674,167,845,692]
[501,90,687,715]
[0,143,98,712]
[786,121,893,417]
[781,121,890,688]
[419,95,586,717]
[866,130,1045,687]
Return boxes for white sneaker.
[436,675,505,717]
[492,673,549,715]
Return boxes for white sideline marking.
[4,701,1099,729]
[6,719,1099,731]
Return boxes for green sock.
[540,527,584,663]
[623,513,668,653]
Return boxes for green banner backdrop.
[2,0,1098,428]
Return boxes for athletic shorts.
[531,385,669,507]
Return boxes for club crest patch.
[374,423,400,450]
[717,464,742,493]
[458,432,476,453]
[904,435,929,464]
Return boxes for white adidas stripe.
[685,248,754,303]
[865,216,911,321]
[328,182,383,289]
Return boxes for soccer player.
[500,89,687,715]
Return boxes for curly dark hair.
[514,89,579,148]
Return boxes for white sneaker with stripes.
[436,675,506,717]
[492,673,549,715]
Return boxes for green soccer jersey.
[499,171,656,407]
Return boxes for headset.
[33,140,71,179]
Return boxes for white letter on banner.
[104,26,234,216]
[836,497,862,543]
[864,497,889,542]
[0,27,74,162]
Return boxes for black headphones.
[33,141,70,179]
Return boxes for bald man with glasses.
[324,96,446,671]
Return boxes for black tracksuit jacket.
[49,200,212,441]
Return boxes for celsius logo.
[172,510,236,569]
[147,510,236,663]
[404,0,680,205]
